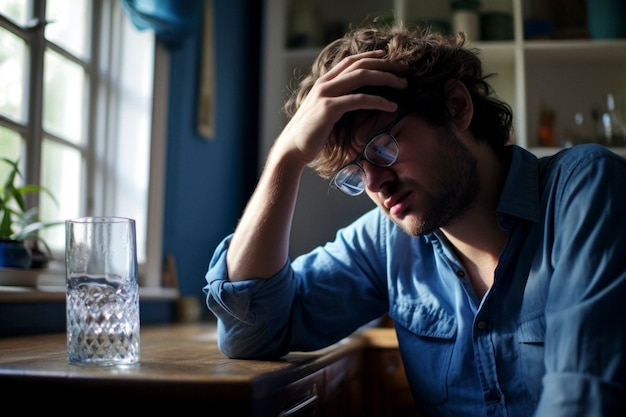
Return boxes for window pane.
[39,138,82,251]
[0,126,24,178]
[45,0,89,59]
[0,27,27,123]
[109,17,155,265]
[0,0,29,26]
[43,49,85,144]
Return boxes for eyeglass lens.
[333,133,399,196]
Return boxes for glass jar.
[451,0,481,41]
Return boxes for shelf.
[286,40,517,61]
[524,39,626,64]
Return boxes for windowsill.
[0,266,179,303]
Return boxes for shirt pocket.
[517,313,546,400]
[389,301,456,405]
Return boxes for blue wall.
[162,1,260,314]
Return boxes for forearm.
[226,143,305,281]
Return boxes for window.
[0,0,166,287]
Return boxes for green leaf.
[11,219,64,241]
[0,157,61,244]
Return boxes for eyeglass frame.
[330,111,407,196]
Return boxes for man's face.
[353,112,480,236]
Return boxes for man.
[204,24,626,416]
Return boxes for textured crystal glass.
[65,217,140,366]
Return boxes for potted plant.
[0,157,62,269]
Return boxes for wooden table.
[0,323,366,415]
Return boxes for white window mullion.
[91,0,131,220]
[100,0,119,217]
[86,0,105,216]
[144,41,168,288]
[24,0,46,205]
[82,0,99,216]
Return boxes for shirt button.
[476,321,489,330]
[455,270,465,278]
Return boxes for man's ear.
[445,79,473,131]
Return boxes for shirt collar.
[497,145,539,223]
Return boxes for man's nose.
[361,160,393,193]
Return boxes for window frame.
[0,0,168,291]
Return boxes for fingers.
[321,50,387,78]
[323,50,406,79]
[276,51,409,164]
[321,50,408,90]
[314,51,409,114]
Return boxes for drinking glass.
[65,217,140,366]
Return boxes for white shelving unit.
[260,0,626,256]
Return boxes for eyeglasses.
[331,113,405,196]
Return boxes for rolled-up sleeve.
[203,209,391,360]
[203,235,296,359]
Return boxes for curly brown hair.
[283,23,514,179]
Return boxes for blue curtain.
[121,0,204,46]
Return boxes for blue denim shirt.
[204,144,626,417]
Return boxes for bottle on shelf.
[537,100,556,147]
[599,93,626,146]
[451,0,481,41]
